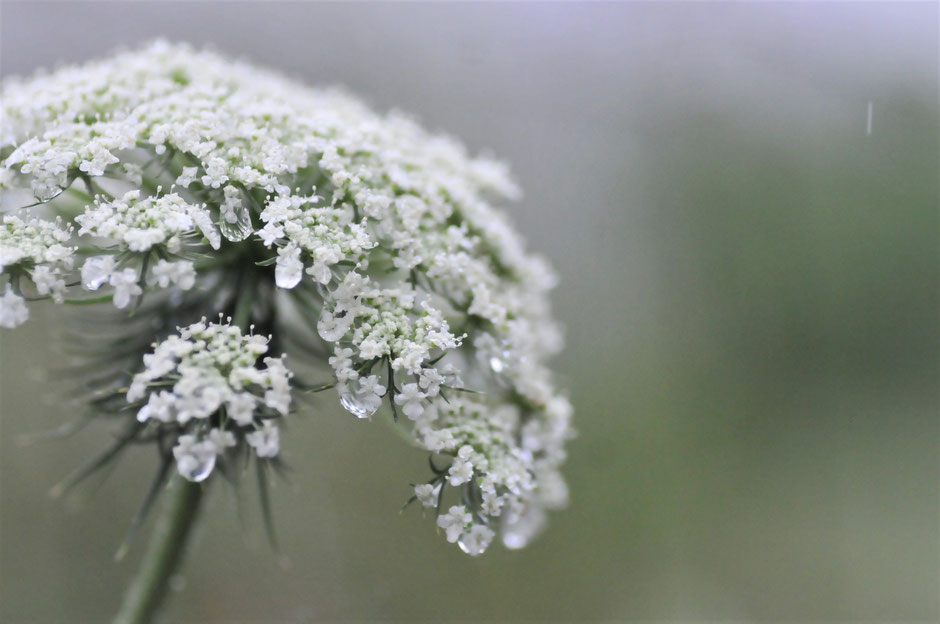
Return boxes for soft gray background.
[1,1,937,622]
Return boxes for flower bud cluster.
[127,318,292,481]
[76,189,220,252]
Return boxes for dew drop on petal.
[340,390,373,419]
[219,203,253,242]
[180,453,216,482]
[457,535,488,557]
[275,265,302,289]
[84,274,109,290]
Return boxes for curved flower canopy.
[0,41,572,555]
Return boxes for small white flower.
[109,268,142,309]
[316,310,350,342]
[123,162,143,186]
[201,156,229,188]
[447,457,474,486]
[0,285,28,328]
[205,427,237,453]
[274,244,303,289]
[354,375,386,414]
[81,255,115,290]
[152,259,196,290]
[136,390,176,423]
[436,505,471,543]
[172,434,217,482]
[357,338,386,360]
[414,482,441,508]
[394,383,425,420]
[458,524,494,556]
[246,421,279,458]
[418,367,445,397]
[226,392,257,425]
[30,265,66,302]
[305,260,332,285]
[175,166,198,188]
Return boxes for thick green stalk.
[112,275,260,624]
[112,478,204,624]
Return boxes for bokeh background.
[1,1,937,622]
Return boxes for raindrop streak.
[181,453,216,482]
[340,391,375,419]
[866,101,873,136]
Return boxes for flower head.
[128,318,292,481]
[1,41,572,555]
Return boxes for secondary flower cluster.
[0,41,573,555]
[127,318,292,481]
[0,214,75,326]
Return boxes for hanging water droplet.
[219,200,253,242]
[457,536,476,555]
[275,263,301,288]
[179,452,216,482]
[84,274,109,290]
[275,245,303,289]
[219,214,253,242]
[457,526,493,556]
[340,390,376,419]
[81,256,114,290]
[488,356,504,373]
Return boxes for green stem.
[112,270,261,624]
[112,478,204,624]
[232,269,258,329]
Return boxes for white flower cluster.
[76,189,220,252]
[1,41,573,554]
[411,396,571,554]
[0,214,75,326]
[261,195,374,287]
[127,318,292,481]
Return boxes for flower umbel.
[128,318,292,481]
[1,41,572,560]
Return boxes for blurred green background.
[1,2,937,622]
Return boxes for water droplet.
[180,453,216,482]
[340,390,376,419]
[219,203,253,242]
[274,264,301,289]
[457,530,492,556]
[488,356,504,373]
[83,275,109,290]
